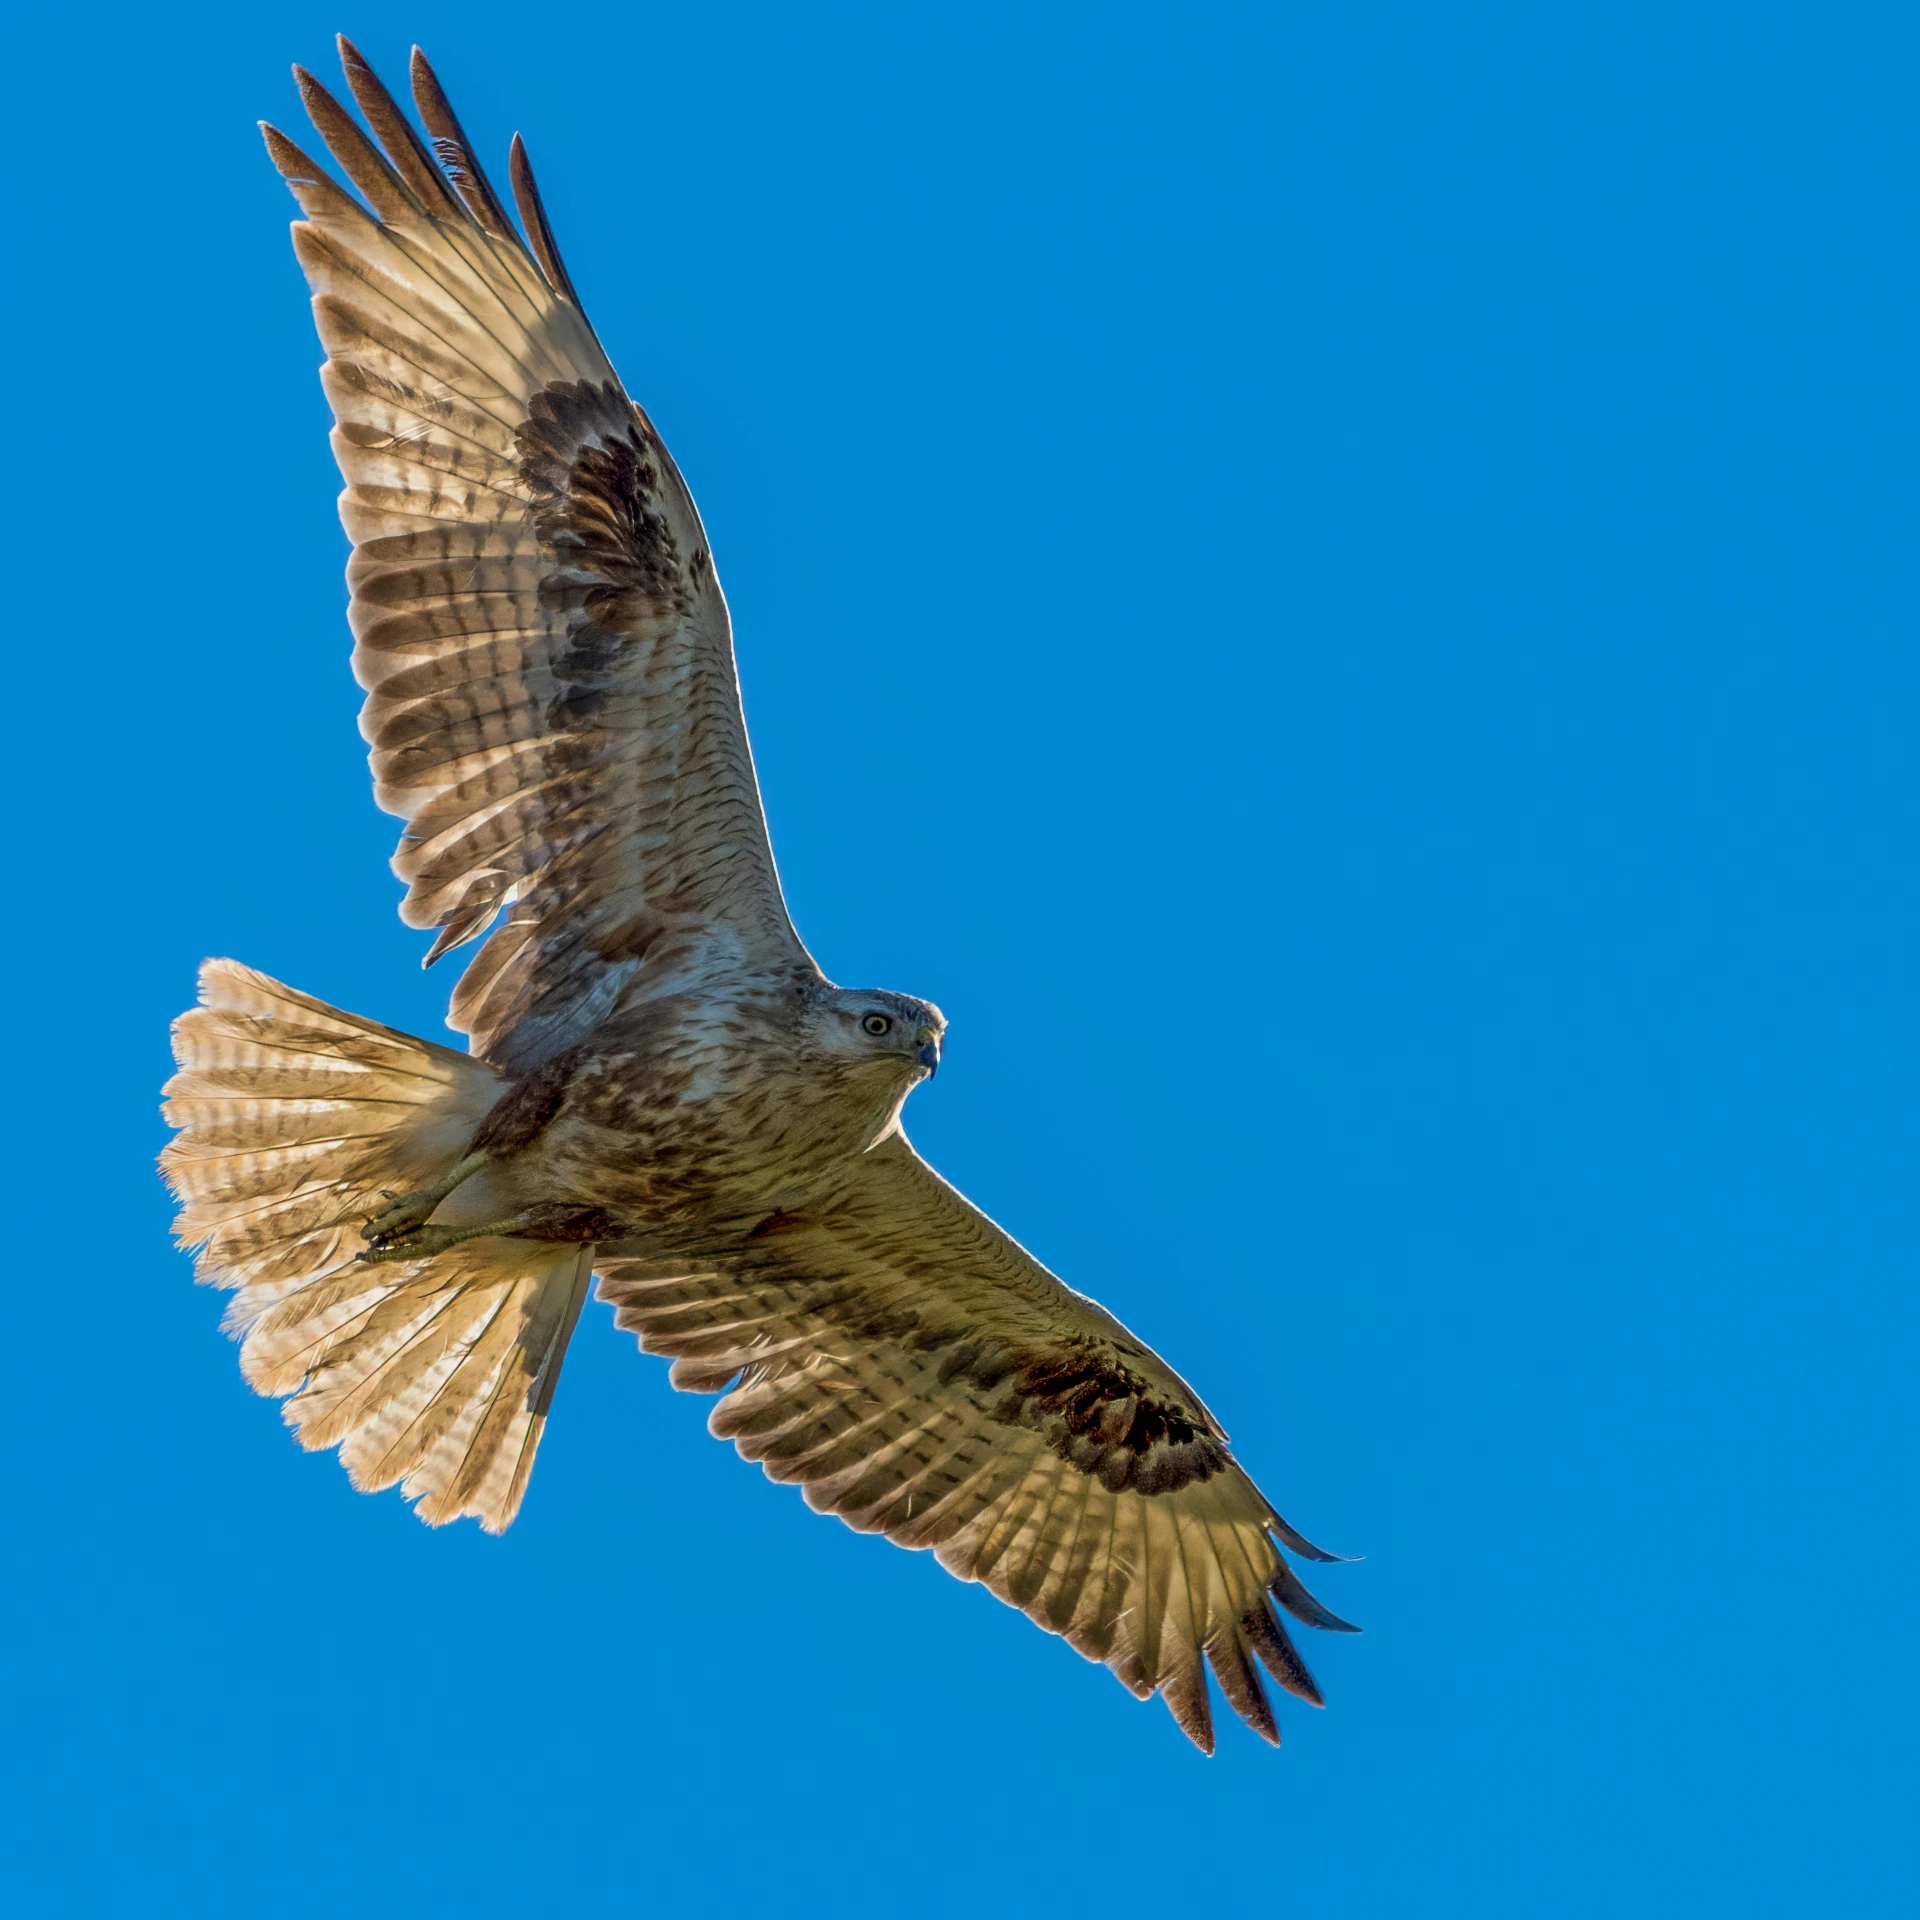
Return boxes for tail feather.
[160,958,588,1532]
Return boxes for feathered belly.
[515,1065,890,1231]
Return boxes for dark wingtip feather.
[336,34,462,221]
[1244,1601,1326,1707]
[1270,1558,1362,1634]
[408,45,516,239]
[509,133,582,308]
[259,120,311,174]
[1266,1504,1358,1563]
[260,121,370,227]
[1159,1665,1216,1755]
[292,62,413,224]
[1207,1633,1280,1745]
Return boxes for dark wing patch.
[957,1337,1232,1496]
[517,380,692,625]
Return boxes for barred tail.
[160,958,590,1532]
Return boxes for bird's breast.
[526,1024,901,1227]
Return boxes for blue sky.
[7,2,1915,1914]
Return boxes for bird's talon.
[364,1189,435,1241]
[357,1229,423,1265]
[353,1219,517,1266]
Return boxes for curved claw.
[356,1221,465,1265]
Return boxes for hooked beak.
[915,1031,940,1077]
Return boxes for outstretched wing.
[267,40,805,1071]
[595,1135,1355,1751]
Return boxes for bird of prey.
[160,38,1356,1753]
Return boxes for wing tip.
[1266,1503,1358,1564]
[508,130,586,311]
[1272,1558,1363,1635]
[405,42,516,239]
[1244,1599,1330,1707]
[1206,1632,1281,1745]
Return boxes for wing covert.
[267,41,805,1070]
[595,1134,1355,1751]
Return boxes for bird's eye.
[862,1014,892,1037]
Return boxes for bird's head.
[808,986,945,1083]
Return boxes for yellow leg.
[356,1206,547,1266]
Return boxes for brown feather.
[407,46,517,239]
[509,134,584,309]
[336,35,464,222]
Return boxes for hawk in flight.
[160,38,1356,1752]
